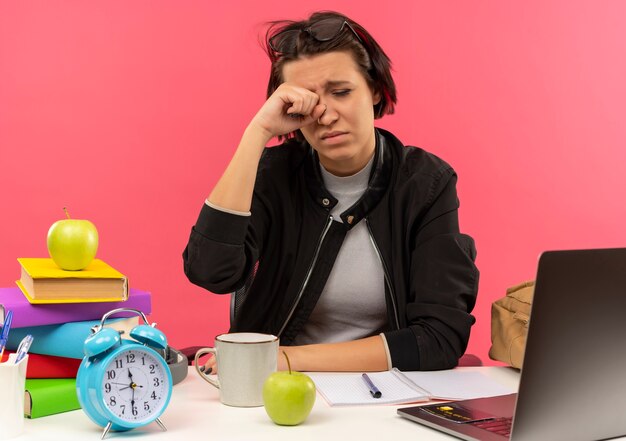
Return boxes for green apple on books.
[47,207,98,271]
[18,208,125,303]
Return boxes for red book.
[1,351,80,378]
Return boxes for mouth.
[321,131,348,140]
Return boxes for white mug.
[194,333,278,407]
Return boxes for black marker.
[361,373,382,398]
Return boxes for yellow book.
[16,258,128,304]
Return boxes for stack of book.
[0,258,152,419]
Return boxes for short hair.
[263,11,397,139]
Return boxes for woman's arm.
[207,125,269,213]
[183,84,327,292]
[208,84,326,213]
[384,171,478,371]
[280,336,389,372]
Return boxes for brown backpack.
[489,281,535,369]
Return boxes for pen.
[361,373,382,398]
[0,310,13,362]
[15,334,34,364]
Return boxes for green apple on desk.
[47,207,99,270]
[263,351,316,426]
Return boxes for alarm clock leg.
[155,417,167,432]
[101,421,113,440]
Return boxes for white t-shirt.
[292,155,388,345]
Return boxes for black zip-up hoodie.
[183,128,479,371]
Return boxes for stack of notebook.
[0,258,152,418]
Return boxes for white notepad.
[308,368,515,406]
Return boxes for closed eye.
[332,89,351,96]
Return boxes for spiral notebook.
[308,368,514,406]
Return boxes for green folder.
[24,378,81,418]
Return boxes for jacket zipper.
[365,218,401,330]
[277,215,334,337]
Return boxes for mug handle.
[194,347,219,389]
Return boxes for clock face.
[100,347,170,423]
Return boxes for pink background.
[1,1,625,365]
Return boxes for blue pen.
[361,373,382,398]
[0,310,13,361]
[15,334,34,364]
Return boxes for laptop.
[398,248,626,441]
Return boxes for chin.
[318,147,354,162]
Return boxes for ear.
[371,88,382,106]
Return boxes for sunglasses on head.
[269,17,364,56]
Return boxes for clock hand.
[126,368,136,395]
[131,383,135,408]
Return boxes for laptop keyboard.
[471,417,512,437]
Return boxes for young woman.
[183,11,478,372]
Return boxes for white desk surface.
[22,367,520,441]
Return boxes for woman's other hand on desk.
[279,337,388,372]
[199,354,217,375]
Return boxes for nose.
[317,103,338,126]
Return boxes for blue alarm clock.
[76,308,173,439]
